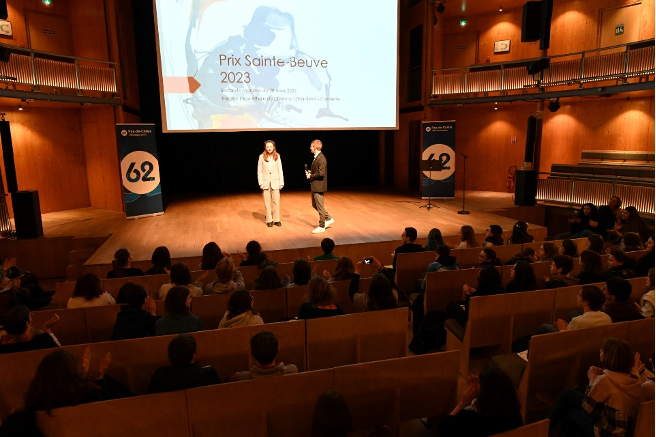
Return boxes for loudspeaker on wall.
[521,1,542,42]
[12,191,44,239]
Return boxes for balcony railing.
[432,39,654,98]
[535,172,655,215]
[0,43,118,100]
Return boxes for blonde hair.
[308,276,335,306]
[215,258,235,283]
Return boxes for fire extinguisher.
[507,166,517,193]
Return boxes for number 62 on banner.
[120,151,161,195]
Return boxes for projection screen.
[153,0,399,132]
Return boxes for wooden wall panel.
[539,96,655,173]
[68,0,109,60]
[0,106,90,215]
[80,107,123,212]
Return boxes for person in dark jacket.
[576,250,606,285]
[144,246,171,275]
[477,248,501,268]
[155,286,203,336]
[482,225,504,246]
[111,285,159,340]
[450,266,505,327]
[107,248,144,279]
[556,203,600,239]
[606,249,637,280]
[636,236,655,277]
[602,277,643,322]
[392,227,424,272]
[148,334,219,393]
[544,255,580,288]
[585,234,605,255]
[504,248,537,266]
[505,261,537,293]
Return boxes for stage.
[39,189,547,266]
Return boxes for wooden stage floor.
[40,190,546,265]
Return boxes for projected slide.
[154,0,398,132]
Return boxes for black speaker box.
[0,1,7,20]
[525,116,537,163]
[12,191,44,239]
[522,1,542,42]
[514,170,538,206]
[540,0,553,50]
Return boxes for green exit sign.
[615,24,625,35]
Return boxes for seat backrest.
[628,276,647,303]
[36,390,190,437]
[634,400,655,437]
[286,284,308,319]
[306,307,408,370]
[30,307,88,346]
[424,269,481,313]
[190,293,231,329]
[395,251,435,293]
[330,280,357,314]
[53,281,77,308]
[85,304,123,343]
[250,287,287,323]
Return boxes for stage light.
[548,98,560,112]
[17,105,22,111]
[499,5,503,11]
[42,0,52,4]
[459,19,467,26]
[436,2,445,14]
[494,103,498,110]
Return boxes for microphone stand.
[419,156,438,211]
[458,153,469,215]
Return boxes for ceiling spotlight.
[42,0,52,4]
[494,102,498,110]
[436,2,445,14]
[548,98,560,112]
[459,19,467,26]
[499,5,503,11]
[18,105,23,111]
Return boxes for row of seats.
[1,308,409,419]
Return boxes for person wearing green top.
[314,238,339,261]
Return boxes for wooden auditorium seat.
[634,400,655,437]
[306,307,408,370]
[551,283,604,321]
[37,390,190,437]
[190,293,231,329]
[333,352,459,435]
[250,287,287,323]
[394,251,436,294]
[424,268,505,314]
[491,419,549,437]
[85,304,123,343]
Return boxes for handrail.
[0,41,117,66]
[539,172,655,186]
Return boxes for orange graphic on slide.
[162,77,201,94]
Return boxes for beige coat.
[257,154,284,190]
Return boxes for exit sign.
[615,24,625,35]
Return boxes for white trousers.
[263,187,280,223]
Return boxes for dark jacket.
[297,302,343,320]
[606,265,637,280]
[438,408,523,437]
[0,333,59,355]
[603,300,643,323]
[107,267,144,279]
[545,275,580,289]
[144,265,168,276]
[505,280,536,294]
[112,306,160,340]
[576,271,607,286]
[148,363,219,394]
[636,250,655,277]
[392,242,425,271]
[309,152,328,193]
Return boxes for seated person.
[585,234,605,255]
[620,231,644,252]
[506,221,534,244]
[158,262,205,300]
[148,334,219,393]
[200,242,224,271]
[107,248,144,278]
[156,286,203,336]
[312,390,353,437]
[477,248,501,268]
[0,255,18,288]
[67,273,116,309]
[392,227,424,271]
[452,266,505,327]
[417,245,459,293]
[254,265,286,290]
[232,331,298,381]
[606,249,637,280]
[544,255,579,288]
[298,277,344,319]
[576,250,606,285]
[111,284,159,340]
[537,242,558,262]
[482,225,504,247]
[205,257,245,294]
[636,235,654,277]
[640,268,655,318]
[503,247,537,265]
[504,261,537,293]
[451,225,479,249]
[324,256,355,282]
[289,258,312,286]
[603,277,643,322]
[144,246,171,276]
[218,289,264,328]
[349,257,398,312]
[0,305,60,354]
[238,240,269,267]
[424,228,445,251]
[438,366,523,437]
[548,285,612,332]
[559,239,580,258]
[314,238,339,260]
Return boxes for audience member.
[636,235,654,277]
[606,249,637,280]
[556,203,600,239]
[585,234,605,255]
[349,257,397,312]
[158,262,204,300]
[326,256,355,282]
[418,245,459,293]
[311,390,353,437]
[0,255,18,288]
[298,277,344,319]
[424,228,445,251]
[576,250,606,285]
[200,242,224,271]
[620,232,644,252]
[144,246,171,275]
[639,268,655,318]
[559,239,579,258]
[482,225,504,247]
[290,258,312,286]
[504,247,537,265]
[550,285,612,331]
[148,334,219,393]
[603,277,642,323]
[67,273,116,309]
[451,266,505,328]
[392,227,424,271]
[314,238,339,260]
[537,242,557,262]
[438,366,523,437]
[218,289,263,328]
[111,285,159,340]
[477,248,500,267]
[239,240,268,267]
[254,265,284,290]
[0,306,60,354]
[232,331,298,380]
[205,257,245,294]
[607,206,651,244]
[453,225,478,249]
[548,338,651,437]
[115,282,133,304]
[504,261,537,293]
[544,255,579,288]
[107,248,144,279]
[506,221,534,244]
[156,286,203,336]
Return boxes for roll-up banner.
[421,121,456,199]
[115,124,164,218]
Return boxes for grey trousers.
[312,192,331,227]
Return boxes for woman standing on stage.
[257,140,284,227]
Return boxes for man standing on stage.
[306,139,334,234]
